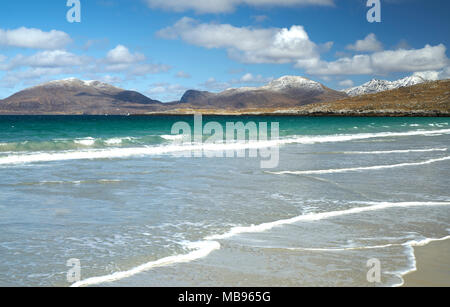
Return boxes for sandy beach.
[403,238,450,287]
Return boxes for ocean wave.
[1,128,449,165]
[104,138,123,145]
[247,234,450,287]
[9,179,122,186]
[268,156,450,176]
[160,135,186,141]
[340,148,447,155]
[74,138,96,146]
[392,235,450,287]
[70,241,220,287]
[70,201,449,287]
[278,128,450,146]
[205,201,450,241]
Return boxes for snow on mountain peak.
[263,76,323,92]
[343,74,432,97]
[222,75,324,95]
[32,78,121,91]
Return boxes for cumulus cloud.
[158,17,321,64]
[102,45,170,76]
[8,50,88,69]
[346,33,383,52]
[1,67,76,88]
[338,79,354,88]
[106,45,146,64]
[0,27,72,49]
[145,0,334,14]
[412,68,450,81]
[0,44,171,88]
[440,66,450,79]
[300,44,449,75]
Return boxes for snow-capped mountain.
[261,76,324,92]
[223,76,325,95]
[180,75,346,108]
[1,78,161,115]
[343,75,429,97]
[30,78,121,92]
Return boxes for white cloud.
[338,79,354,88]
[176,71,192,78]
[197,73,273,92]
[440,66,450,79]
[1,67,75,88]
[300,44,449,75]
[238,73,273,84]
[0,45,171,89]
[158,18,321,64]
[147,83,187,101]
[200,77,233,91]
[412,68,450,81]
[102,45,170,76]
[346,33,383,52]
[8,50,88,69]
[106,45,146,64]
[412,70,440,81]
[130,63,171,75]
[0,27,71,49]
[145,0,334,14]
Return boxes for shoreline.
[402,238,450,287]
[0,112,449,117]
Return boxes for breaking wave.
[71,201,449,287]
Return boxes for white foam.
[278,129,450,146]
[286,243,400,252]
[269,156,450,175]
[393,235,450,287]
[74,138,96,146]
[261,234,450,287]
[71,241,220,287]
[0,141,277,165]
[71,201,449,287]
[1,129,449,166]
[205,201,450,241]
[160,135,185,141]
[341,148,447,155]
[104,138,123,145]
[281,235,450,253]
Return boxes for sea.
[0,115,449,287]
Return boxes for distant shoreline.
[0,113,449,117]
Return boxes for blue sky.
[0,0,449,101]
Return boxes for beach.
[0,116,448,287]
[403,238,450,287]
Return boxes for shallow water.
[0,116,449,287]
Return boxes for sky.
[0,0,449,101]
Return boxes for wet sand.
[403,239,450,287]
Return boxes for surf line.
[393,235,450,287]
[71,201,450,287]
[268,156,450,175]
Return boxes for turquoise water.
[0,116,449,286]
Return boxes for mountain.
[179,76,347,109]
[0,78,162,115]
[0,76,448,116]
[291,79,450,116]
[343,75,429,97]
